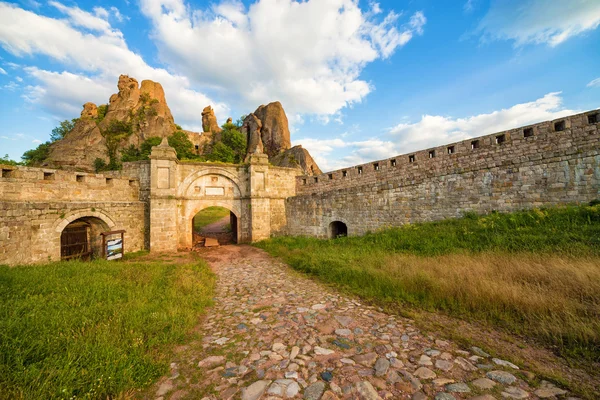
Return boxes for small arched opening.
[329,221,348,239]
[60,217,110,260]
[192,206,238,247]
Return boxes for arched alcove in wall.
[60,217,110,260]
[329,221,348,239]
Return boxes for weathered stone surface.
[413,367,436,380]
[354,352,378,367]
[434,394,456,400]
[374,357,390,376]
[534,381,568,398]
[270,145,322,176]
[487,370,517,385]
[198,355,226,368]
[471,377,496,389]
[81,102,98,119]
[243,101,291,158]
[355,381,382,400]
[304,381,326,400]
[446,382,470,393]
[201,105,222,134]
[242,380,271,400]
[501,386,529,399]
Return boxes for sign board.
[106,237,123,260]
[100,230,126,261]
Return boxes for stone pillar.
[149,138,179,252]
[247,153,271,241]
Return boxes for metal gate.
[60,222,92,260]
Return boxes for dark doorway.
[192,206,237,247]
[329,221,348,239]
[60,217,108,260]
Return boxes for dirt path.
[200,216,231,236]
[150,246,573,400]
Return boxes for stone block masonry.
[2,109,598,264]
[0,166,146,265]
[287,109,600,238]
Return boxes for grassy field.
[193,206,231,232]
[0,253,215,399]
[256,204,600,363]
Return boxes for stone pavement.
[152,246,575,400]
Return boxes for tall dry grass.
[257,204,600,361]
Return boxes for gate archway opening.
[60,217,110,260]
[192,206,238,247]
[329,221,348,239]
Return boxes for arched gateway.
[148,139,299,252]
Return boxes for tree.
[50,119,78,142]
[207,142,235,163]
[120,137,162,162]
[202,120,247,164]
[220,123,246,163]
[168,131,196,160]
[100,119,132,170]
[22,142,51,166]
[0,154,20,166]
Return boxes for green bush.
[1,154,21,166]
[22,142,51,166]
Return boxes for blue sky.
[0,0,599,171]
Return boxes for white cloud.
[299,92,580,172]
[140,0,425,117]
[477,0,600,46]
[464,0,476,13]
[0,67,6,75]
[588,77,600,88]
[0,2,226,128]
[389,92,577,153]
[49,1,121,37]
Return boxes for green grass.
[193,206,231,231]
[0,256,215,399]
[256,204,600,362]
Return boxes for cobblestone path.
[152,246,574,400]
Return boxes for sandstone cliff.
[242,102,291,158]
[241,101,320,174]
[44,75,179,170]
[270,145,322,175]
[40,75,321,174]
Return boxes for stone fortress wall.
[0,166,146,264]
[1,109,599,265]
[286,109,600,238]
[0,146,299,265]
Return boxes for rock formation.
[270,145,322,175]
[244,114,264,155]
[242,102,291,158]
[242,101,320,174]
[202,106,222,134]
[37,74,321,174]
[81,102,98,119]
[44,75,180,170]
